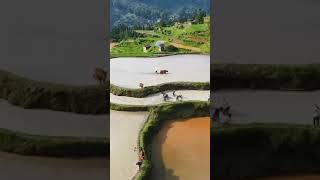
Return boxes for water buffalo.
[93,67,107,85]
[155,69,169,74]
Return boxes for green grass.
[110,103,152,112]
[110,82,210,98]
[134,101,210,180]
[111,22,210,57]
[212,64,320,90]
[0,70,108,114]
[212,124,320,179]
[0,128,108,157]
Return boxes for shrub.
[212,124,320,179]
[211,64,320,90]
[0,70,108,114]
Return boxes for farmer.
[313,104,320,127]
[136,147,145,170]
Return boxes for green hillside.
[111,17,210,57]
[110,0,210,27]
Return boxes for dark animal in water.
[163,94,169,101]
[155,70,169,74]
[176,95,182,101]
[93,67,107,85]
[212,109,220,122]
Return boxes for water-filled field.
[0,0,106,85]
[215,0,320,64]
[0,99,108,137]
[152,117,210,180]
[213,90,320,125]
[110,90,209,105]
[0,151,108,180]
[111,55,210,88]
[110,110,149,180]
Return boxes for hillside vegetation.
[110,0,210,27]
[111,18,210,57]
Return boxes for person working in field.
[313,104,320,127]
[136,147,145,170]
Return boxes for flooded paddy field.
[215,0,320,64]
[110,110,149,180]
[0,0,106,85]
[214,90,320,125]
[0,99,108,138]
[110,90,210,106]
[0,151,108,180]
[110,55,210,88]
[152,117,210,180]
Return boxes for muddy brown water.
[152,117,210,180]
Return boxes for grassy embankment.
[212,64,320,178]
[110,82,209,98]
[111,19,210,58]
[133,101,210,180]
[212,64,320,90]
[212,124,320,179]
[0,70,108,114]
[0,128,108,157]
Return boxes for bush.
[165,45,179,52]
[0,70,108,114]
[110,82,210,98]
[110,103,151,112]
[212,124,320,179]
[211,64,320,90]
[0,128,108,157]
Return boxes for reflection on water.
[0,151,108,180]
[152,117,210,180]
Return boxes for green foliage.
[165,44,179,52]
[212,124,320,179]
[110,82,210,98]
[110,0,210,27]
[134,101,210,180]
[0,70,108,114]
[110,103,151,112]
[212,64,320,90]
[111,25,144,41]
[0,128,108,157]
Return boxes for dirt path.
[170,42,202,52]
[110,43,117,50]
